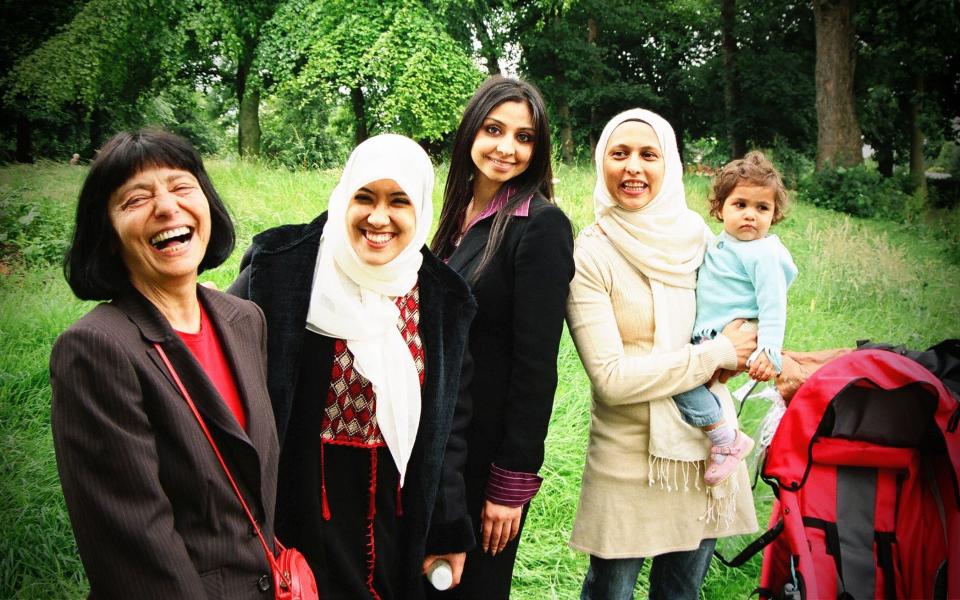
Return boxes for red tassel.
[368,448,378,519]
[320,439,331,521]
[396,482,403,516]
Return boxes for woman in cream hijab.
[566,109,759,599]
[231,134,477,599]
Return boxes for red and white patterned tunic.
[320,285,425,447]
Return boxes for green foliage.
[0,180,74,269]
[365,4,483,140]
[5,0,184,118]
[138,85,228,156]
[798,165,909,220]
[761,139,816,190]
[932,141,960,175]
[685,136,727,168]
[262,0,481,144]
[259,94,351,169]
[856,0,960,175]
[927,176,960,210]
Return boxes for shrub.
[0,183,73,268]
[927,175,960,209]
[931,141,960,175]
[762,140,815,190]
[798,165,909,220]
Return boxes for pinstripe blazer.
[50,285,280,599]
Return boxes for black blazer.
[50,286,279,599]
[229,212,477,598]
[446,195,574,482]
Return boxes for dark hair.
[431,76,554,275]
[708,150,789,224]
[64,129,235,300]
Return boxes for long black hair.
[64,129,235,300]
[432,76,554,277]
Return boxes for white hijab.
[594,108,712,351]
[305,133,434,485]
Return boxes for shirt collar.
[465,186,532,231]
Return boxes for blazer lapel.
[116,288,263,492]
[198,287,275,499]
[446,219,490,279]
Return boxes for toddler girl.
[675,151,797,486]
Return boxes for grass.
[1,159,958,598]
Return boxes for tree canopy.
[1,0,956,182]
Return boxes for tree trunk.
[552,11,573,164]
[813,0,863,170]
[557,99,574,164]
[587,17,599,158]
[236,36,260,158]
[351,87,368,145]
[87,107,107,159]
[722,0,745,159]
[238,86,261,158]
[908,74,927,204]
[473,14,500,75]
[875,145,894,177]
[15,114,32,163]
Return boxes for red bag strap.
[153,343,289,586]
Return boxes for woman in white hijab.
[565,109,759,599]
[230,134,478,599]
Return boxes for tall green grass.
[1,160,958,598]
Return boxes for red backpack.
[720,347,960,599]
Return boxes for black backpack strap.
[802,516,844,583]
[874,531,897,600]
[714,518,784,568]
[836,466,878,599]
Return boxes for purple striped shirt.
[485,463,543,507]
[458,186,533,244]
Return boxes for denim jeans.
[672,384,723,427]
[580,538,717,600]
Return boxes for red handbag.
[155,344,319,600]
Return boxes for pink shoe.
[704,431,755,487]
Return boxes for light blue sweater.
[693,231,797,372]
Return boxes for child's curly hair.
[708,151,788,224]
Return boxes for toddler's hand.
[749,352,775,381]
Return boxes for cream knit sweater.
[567,225,758,558]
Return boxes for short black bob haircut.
[64,129,235,301]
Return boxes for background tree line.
[1,0,958,205]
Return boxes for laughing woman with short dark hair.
[51,129,280,598]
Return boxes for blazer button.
[257,574,271,593]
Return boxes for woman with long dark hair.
[430,76,575,598]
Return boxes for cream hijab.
[594,108,711,289]
[594,108,712,352]
[305,134,434,484]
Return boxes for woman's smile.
[486,156,517,172]
[149,225,195,254]
[361,228,397,247]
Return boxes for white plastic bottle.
[426,558,453,591]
